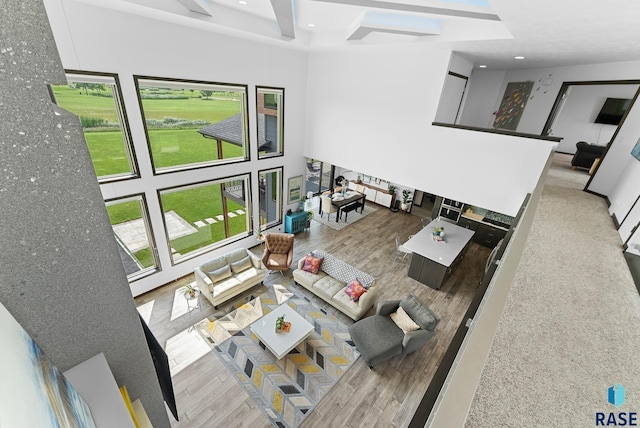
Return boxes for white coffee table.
[250,303,314,359]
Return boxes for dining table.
[319,190,366,222]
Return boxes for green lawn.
[140,96,241,122]
[84,131,132,177]
[161,185,248,257]
[148,129,244,169]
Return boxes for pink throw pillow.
[301,254,323,274]
[345,278,366,302]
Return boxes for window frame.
[305,158,335,196]
[256,86,285,159]
[105,193,160,282]
[157,173,252,265]
[51,70,139,183]
[257,166,283,231]
[134,75,250,175]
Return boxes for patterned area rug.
[313,203,378,231]
[194,284,293,346]
[196,284,359,427]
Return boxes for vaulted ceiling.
[114,0,640,70]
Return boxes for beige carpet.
[466,153,640,426]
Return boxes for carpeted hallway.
[466,153,640,426]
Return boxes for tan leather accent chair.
[262,233,295,274]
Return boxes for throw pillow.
[230,256,252,274]
[344,278,366,302]
[390,306,421,333]
[207,265,232,283]
[302,254,323,274]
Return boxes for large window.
[258,167,282,230]
[51,72,138,182]
[305,158,334,195]
[135,76,248,173]
[256,87,284,158]
[158,175,251,263]
[106,194,159,281]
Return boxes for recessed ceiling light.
[479,65,487,68]
[514,56,525,60]
[307,23,315,27]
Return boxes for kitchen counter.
[461,208,513,231]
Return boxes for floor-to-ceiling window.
[305,158,334,195]
[258,167,282,230]
[158,175,251,264]
[135,76,249,173]
[51,71,138,182]
[106,194,159,280]
[256,87,284,158]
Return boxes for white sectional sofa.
[194,248,266,308]
[292,250,377,320]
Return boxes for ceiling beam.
[176,0,213,16]
[348,26,439,40]
[313,0,500,21]
[270,0,296,38]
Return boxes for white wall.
[552,84,638,153]
[45,0,309,296]
[458,69,506,128]
[305,46,556,216]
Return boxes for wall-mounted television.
[594,97,632,125]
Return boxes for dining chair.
[394,236,412,264]
[321,194,338,221]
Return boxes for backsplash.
[485,210,515,225]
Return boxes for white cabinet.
[375,191,393,208]
[363,187,377,202]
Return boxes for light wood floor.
[135,206,490,428]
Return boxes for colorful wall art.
[0,302,96,427]
[493,81,534,131]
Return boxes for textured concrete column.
[0,1,169,426]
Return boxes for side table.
[185,290,201,314]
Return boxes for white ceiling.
[116,0,640,70]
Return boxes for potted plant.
[306,210,314,228]
[400,189,412,211]
[388,185,397,195]
[183,283,198,299]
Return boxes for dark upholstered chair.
[348,294,439,368]
[261,233,294,274]
[571,141,606,170]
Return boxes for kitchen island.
[403,219,475,289]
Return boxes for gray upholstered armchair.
[348,294,439,368]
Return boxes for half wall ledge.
[431,122,563,142]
